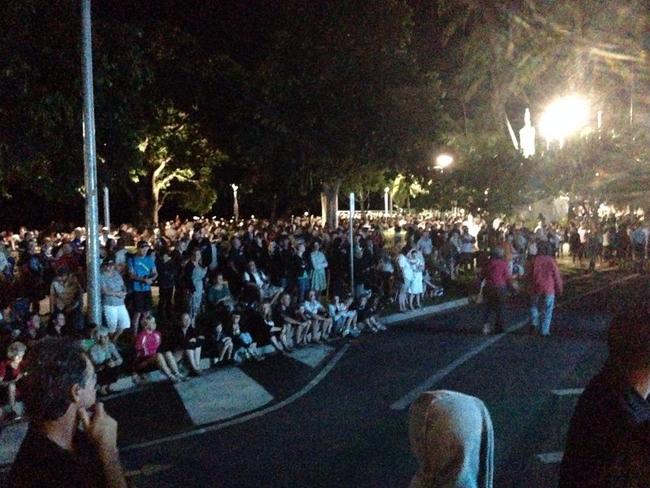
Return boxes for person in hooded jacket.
[408,390,494,488]
[559,309,650,488]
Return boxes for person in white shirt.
[459,226,476,272]
[397,247,414,312]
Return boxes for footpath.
[0,265,624,467]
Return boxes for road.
[108,270,647,488]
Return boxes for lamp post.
[81,0,101,325]
[231,184,239,221]
[349,192,355,296]
[103,185,110,231]
[384,187,389,216]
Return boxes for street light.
[434,153,454,170]
[231,184,239,221]
[384,187,390,216]
[539,95,590,148]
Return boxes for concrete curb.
[383,298,470,326]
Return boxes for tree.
[417,0,649,134]
[129,105,225,226]
[229,0,445,225]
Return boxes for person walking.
[480,247,512,335]
[526,240,563,337]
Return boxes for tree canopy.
[1,0,649,226]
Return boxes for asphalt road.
[112,270,647,488]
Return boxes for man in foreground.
[8,338,127,488]
[559,310,650,487]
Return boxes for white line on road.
[390,321,527,410]
[536,451,564,464]
[121,343,351,452]
[551,388,584,396]
[390,273,640,411]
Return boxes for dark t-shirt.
[8,427,106,488]
[559,364,650,488]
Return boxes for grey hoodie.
[409,390,494,488]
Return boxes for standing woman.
[100,258,130,343]
[185,250,207,326]
[408,249,425,309]
[397,247,414,312]
[290,242,310,303]
[309,241,328,296]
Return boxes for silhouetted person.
[560,310,650,487]
[9,338,127,488]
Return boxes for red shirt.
[0,359,22,382]
[528,255,563,296]
[135,330,162,359]
[482,258,512,289]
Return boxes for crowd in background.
[1,209,649,422]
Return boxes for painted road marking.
[175,367,274,425]
[536,451,563,464]
[551,388,584,396]
[125,463,174,478]
[390,273,640,411]
[288,344,335,368]
[390,319,528,410]
[121,343,351,452]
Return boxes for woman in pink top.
[132,316,184,384]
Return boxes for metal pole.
[81,0,101,325]
[231,184,239,221]
[384,187,389,216]
[349,193,355,297]
[103,186,110,231]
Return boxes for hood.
[409,390,494,488]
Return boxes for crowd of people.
[1,209,649,423]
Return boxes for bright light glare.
[435,153,454,169]
[539,95,590,145]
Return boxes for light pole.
[81,0,101,325]
[231,184,239,221]
[349,192,355,296]
[103,185,110,231]
[384,187,389,216]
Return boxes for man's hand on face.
[78,402,118,456]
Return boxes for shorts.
[132,291,152,313]
[103,305,131,333]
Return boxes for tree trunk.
[321,180,341,228]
